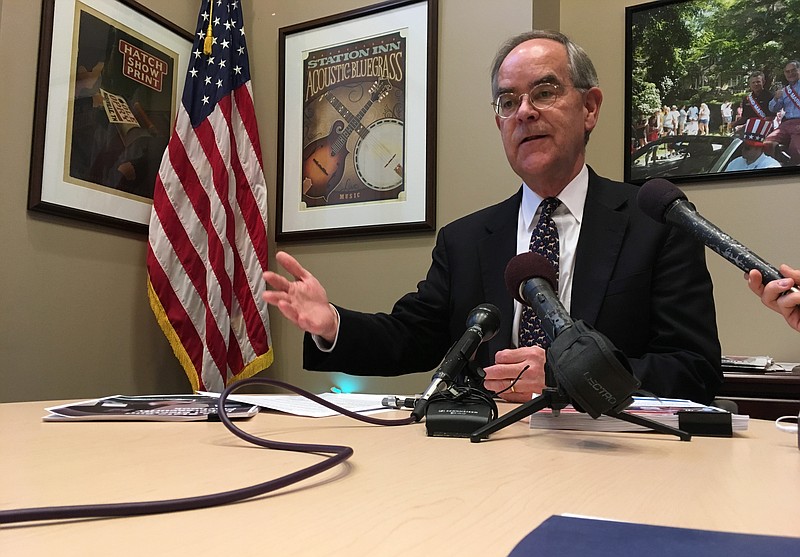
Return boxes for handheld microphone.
[505,252,573,344]
[637,178,798,294]
[411,304,501,422]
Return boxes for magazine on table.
[721,355,774,372]
[528,396,748,434]
[43,394,259,422]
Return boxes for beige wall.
[2,0,798,403]
[0,0,194,403]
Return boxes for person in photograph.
[668,105,680,135]
[647,110,661,143]
[686,103,699,135]
[765,59,800,163]
[731,71,774,131]
[677,104,687,135]
[725,118,781,171]
[633,116,648,150]
[698,103,710,135]
[662,105,676,136]
[720,101,733,134]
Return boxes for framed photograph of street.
[625,0,800,185]
[29,0,192,233]
[276,0,438,241]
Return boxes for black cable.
[0,378,415,525]
[491,364,530,396]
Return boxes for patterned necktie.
[519,197,561,348]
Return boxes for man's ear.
[583,87,603,134]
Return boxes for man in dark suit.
[263,30,722,404]
[731,71,774,131]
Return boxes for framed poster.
[29,0,192,233]
[625,0,800,185]
[277,0,437,241]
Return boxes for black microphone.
[411,304,501,422]
[505,252,573,344]
[638,178,798,292]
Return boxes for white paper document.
[198,391,394,418]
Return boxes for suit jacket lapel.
[477,189,521,353]
[571,170,630,325]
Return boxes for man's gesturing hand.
[262,251,339,343]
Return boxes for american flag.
[147,0,273,392]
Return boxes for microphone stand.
[470,362,691,443]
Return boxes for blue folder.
[509,515,800,556]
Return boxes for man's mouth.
[520,134,545,145]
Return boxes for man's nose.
[515,94,540,119]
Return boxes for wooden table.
[1,400,799,555]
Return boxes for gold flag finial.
[203,1,213,55]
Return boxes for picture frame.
[29,0,193,233]
[277,0,438,241]
[624,0,800,185]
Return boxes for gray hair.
[490,30,599,97]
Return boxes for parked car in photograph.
[630,135,740,182]
[628,134,793,183]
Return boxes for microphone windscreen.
[637,178,688,224]
[504,252,558,304]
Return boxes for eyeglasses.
[492,83,563,118]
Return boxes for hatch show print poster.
[68,4,177,200]
[300,31,406,208]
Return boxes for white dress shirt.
[725,152,781,171]
[512,165,588,346]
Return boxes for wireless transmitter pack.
[424,389,497,438]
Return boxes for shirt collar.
[520,165,588,231]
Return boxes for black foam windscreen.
[504,252,558,304]
[636,178,688,224]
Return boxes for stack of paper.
[721,354,774,372]
[527,396,748,433]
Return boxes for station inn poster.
[277,0,436,241]
[301,32,406,208]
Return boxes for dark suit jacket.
[733,90,774,128]
[304,169,722,403]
